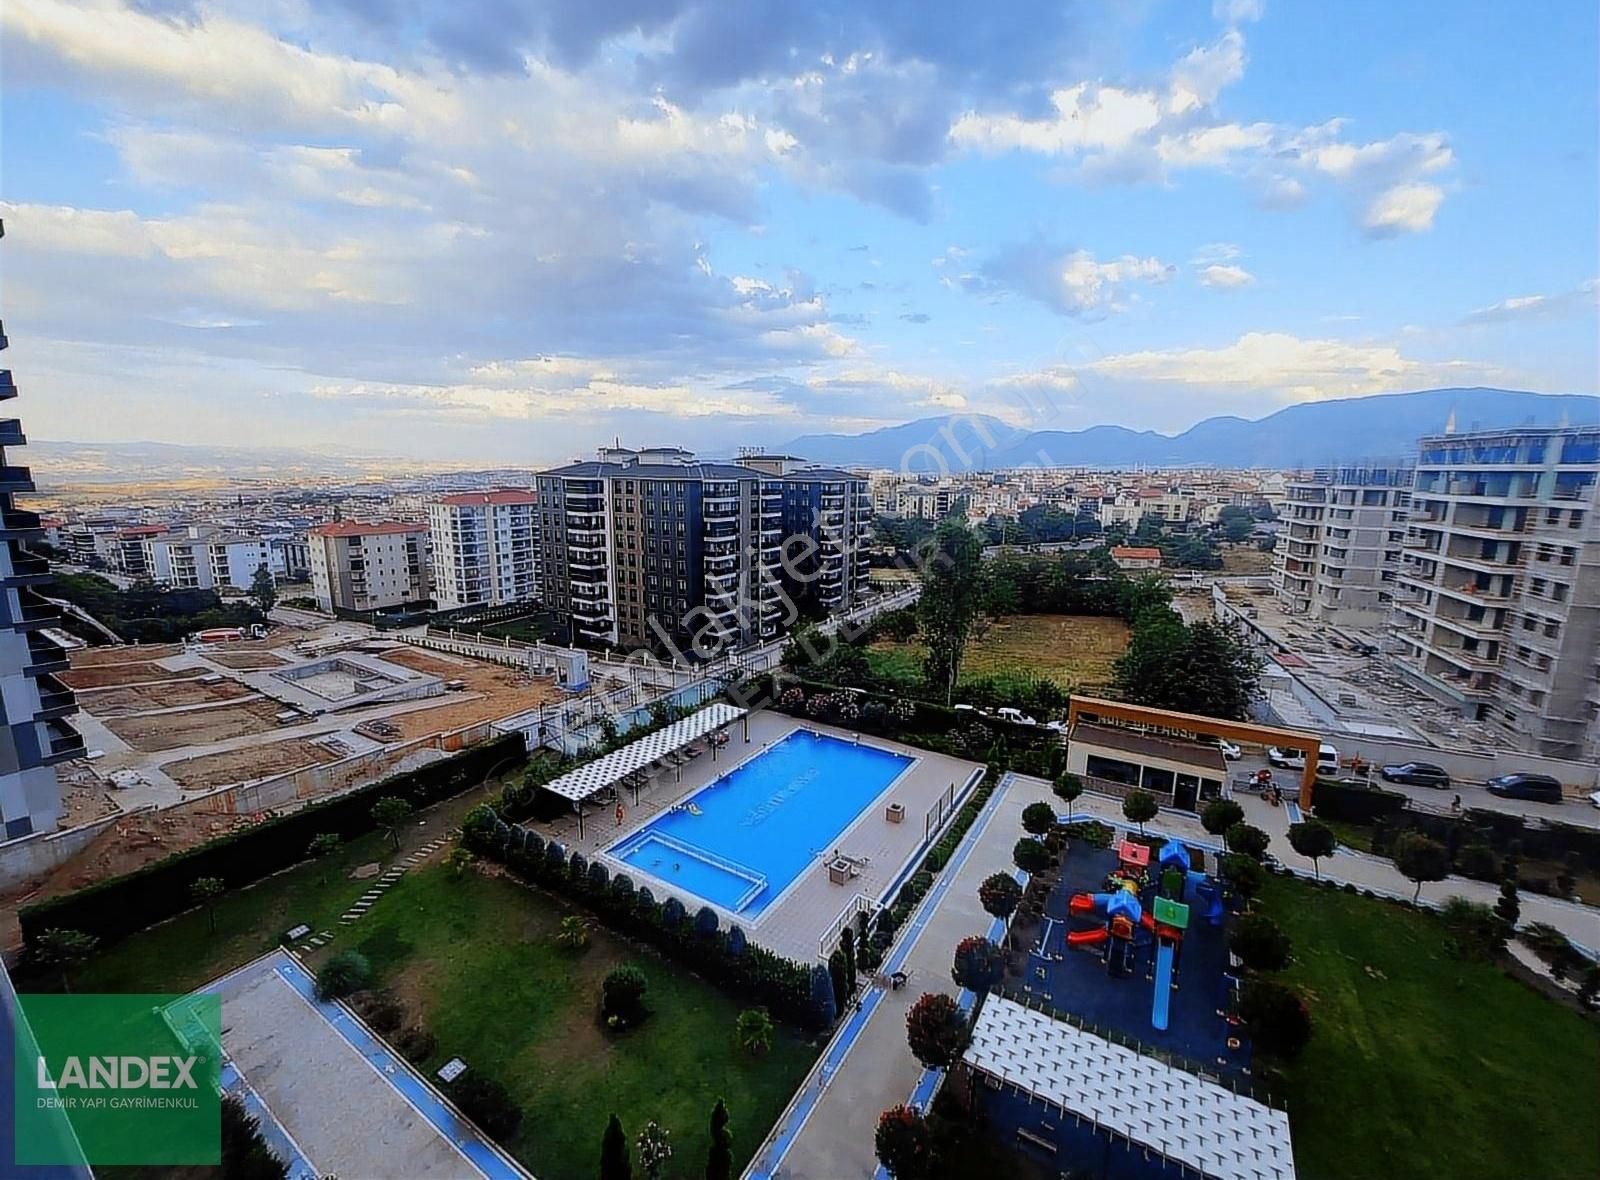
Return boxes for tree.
[307,831,342,882]
[1218,852,1265,903]
[828,949,851,1014]
[602,965,649,1028]
[316,950,371,1000]
[443,846,476,880]
[841,927,857,981]
[557,915,591,951]
[31,928,97,992]
[249,562,277,613]
[1229,913,1292,971]
[705,1099,733,1180]
[448,1072,523,1141]
[905,992,969,1069]
[371,795,413,850]
[1556,851,1581,899]
[1012,837,1050,874]
[1494,877,1521,928]
[917,519,986,703]
[951,935,1004,993]
[1122,789,1158,836]
[1393,831,1449,902]
[601,1113,632,1180]
[735,1008,774,1056]
[809,963,838,1028]
[875,1105,933,1180]
[1021,800,1056,836]
[1200,798,1244,838]
[219,1094,290,1180]
[636,1121,672,1180]
[1111,613,1262,720]
[1053,773,1083,821]
[1224,822,1271,862]
[978,873,1022,925]
[190,875,226,934]
[1240,979,1312,1060]
[1287,819,1336,878]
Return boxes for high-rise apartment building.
[142,526,272,592]
[1391,426,1599,758]
[537,446,869,654]
[0,221,82,840]
[1273,465,1412,628]
[428,490,539,610]
[308,521,431,613]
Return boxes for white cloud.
[1087,331,1495,399]
[1462,279,1600,324]
[1213,0,1265,22]
[1056,251,1173,313]
[1197,263,1255,288]
[1363,182,1445,236]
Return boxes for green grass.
[312,867,815,1180]
[1262,875,1600,1180]
[1318,817,1377,853]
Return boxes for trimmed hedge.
[461,810,818,1030]
[1310,778,1409,825]
[21,734,526,950]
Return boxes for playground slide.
[1151,941,1175,1031]
[1189,874,1224,925]
[1068,893,1095,914]
[1066,928,1110,947]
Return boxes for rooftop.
[1070,721,1228,772]
[309,520,426,538]
[436,489,538,507]
[965,995,1294,1180]
[1110,546,1162,559]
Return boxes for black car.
[1380,761,1452,788]
[1485,773,1564,803]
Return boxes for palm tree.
[735,1008,774,1055]
[371,796,414,851]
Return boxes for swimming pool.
[607,729,915,917]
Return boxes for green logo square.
[14,993,222,1165]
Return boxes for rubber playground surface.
[1016,841,1250,1080]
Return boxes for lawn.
[869,613,1130,691]
[309,867,815,1180]
[1261,875,1600,1180]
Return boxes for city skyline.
[2,0,1597,464]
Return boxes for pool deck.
[551,710,984,963]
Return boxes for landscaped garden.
[308,865,815,1179]
[1259,874,1600,1180]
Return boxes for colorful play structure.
[1067,839,1225,1032]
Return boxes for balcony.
[0,371,15,402]
[0,464,33,494]
[0,506,41,540]
[3,546,52,586]
[14,587,60,629]
[33,673,77,721]
[25,630,71,676]
[41,717,85,765]
[0,419,23,448]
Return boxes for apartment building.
[1272,465,1412,628]
[1390,426,1600,759]
[114,524,165,577]
[143,526,272,592]
[537,447,870,654]
[0,237,82,840]
[428,489,539,610]
[308,521,431,613]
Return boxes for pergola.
[543,702,750,836]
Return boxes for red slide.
[1067,928,1110,947]
[1068,893,1096,914]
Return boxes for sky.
[1,0,1596,466]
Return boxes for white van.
[1317,743,1340,774]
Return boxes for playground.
[1011,837,1249,1079]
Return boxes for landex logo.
[36,1055,201,1090]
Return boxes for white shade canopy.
[541,702,748,802]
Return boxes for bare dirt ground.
[105,699,287,752]
[54,762,119,828]
[60,663,209,690]
[206,651,289,669]
[76,679,255,715]
[69,644,183,667]
[376,647,566,739]
[15,810,260,906]
[163,737,343,791]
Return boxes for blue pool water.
[608,730,914,916]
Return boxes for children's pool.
[606,729,914,917]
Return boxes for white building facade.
[427,490,539,610]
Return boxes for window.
[1084,753,1140,786]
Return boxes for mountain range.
[781,388,1599,472]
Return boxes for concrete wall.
[0,806,153,893]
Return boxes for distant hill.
[781,388,1599,471]
[24,439,442,487]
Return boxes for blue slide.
[1188,871,1224,925]
[1152,940,1175,1031]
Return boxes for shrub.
[1201,799,1245,837]
[350,989,403,1033]
[1121,789,1159,835]
[875,1105,933,1180]
[316,950,371,1001]
[1287,819,1336,878]
[695,906,720,939]
[905,992,969,1069]
[951,936,1004,993]
[601,965,649,1028]
[391,1024,436,1063]
[1218,853,1265,902]
[1439,897,1507,962]
[1520,923,1586,981]
[587,860,611,893]
[1454,843,1500,883]
[569,851,589,883]
[609,873,636,907]
[1239,979,1312,1060]
[726,925,748,957]
[662,897,686,931]
[735,1007,774,1055]
[1392,832,1449,902]
[446,1072,523,1142]
[809,963,838,1028]
[1021,801,1056,836]
[1229,913,1292,972]
[1012,838,1050,875]
[600,1113,631,1180]
[557,914,591,951]
[1494,878,1520,927]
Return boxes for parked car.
[1485,773,1564,804]
[1216,738,1242,761]
[995,707,1040,726]
[1267,746,1304,769]
[1380,762,1452,789]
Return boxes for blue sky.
[1,0,1595,464]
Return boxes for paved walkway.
[751,771,1058,1180]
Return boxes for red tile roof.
[309,520,425,538]
[1111,546,1162,559]
[437,489,537,507]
